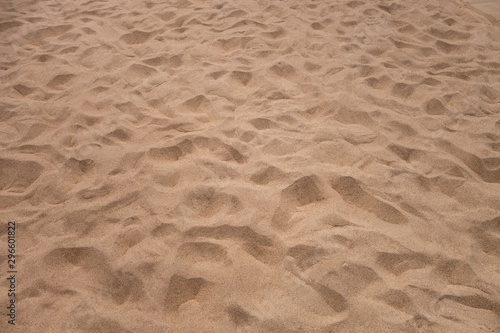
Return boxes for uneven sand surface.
[467,0,500,25]
[1,0,500,332]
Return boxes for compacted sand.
[1,0,500,332]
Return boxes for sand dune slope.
[1,0,500,332]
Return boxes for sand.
[1,0,500,332]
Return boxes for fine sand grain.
[1,0,499,332]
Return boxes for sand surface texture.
[467,0,500,25]
[1,0,500,332]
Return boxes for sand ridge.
[0,0,499,332]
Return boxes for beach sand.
[1,0,499,332]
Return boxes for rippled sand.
[1,0,499,332]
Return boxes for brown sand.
[1,0,500,332]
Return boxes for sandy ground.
[466,0,500,25]
[1,0,500,332]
